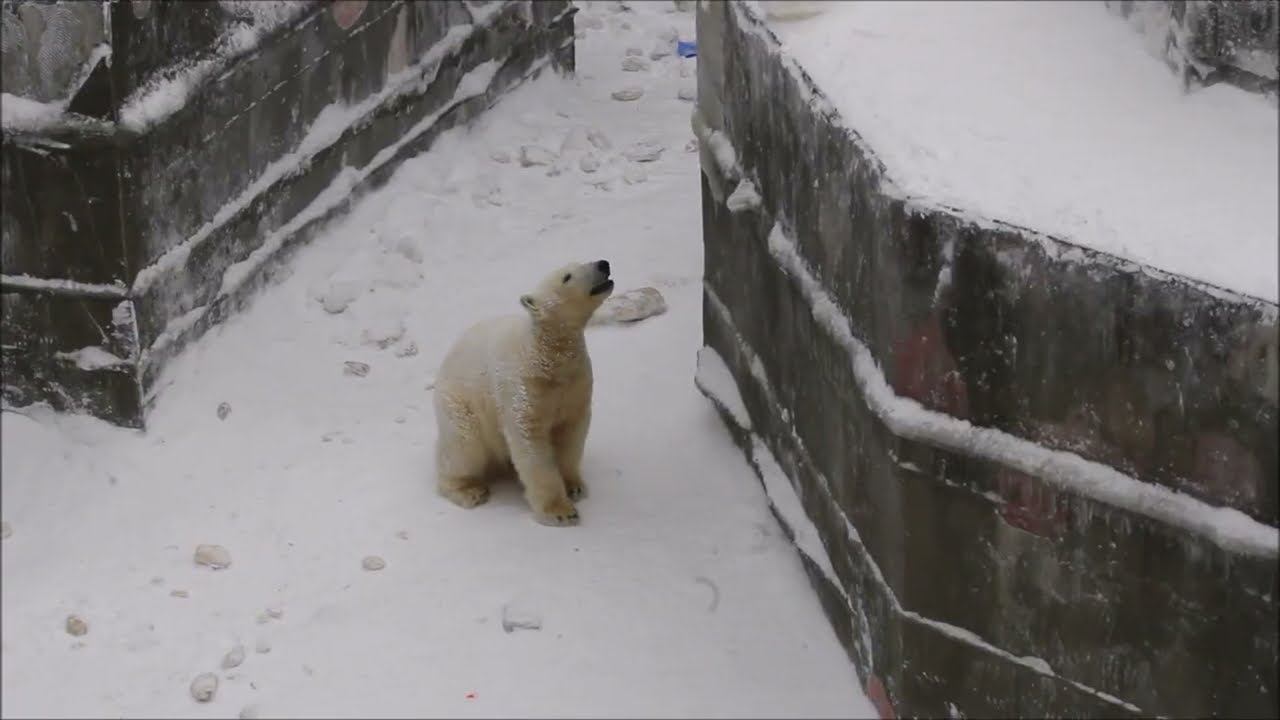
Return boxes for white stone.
[500,604,542,633]
[611,86,644,102]
[362,555,386,571]
[624,140,665,163]
[489,148,511,164]
[621,56,650,72]
[190,673,218,703]
[221,644,245,670]
[194,544,231,570]
[579,153,601,174]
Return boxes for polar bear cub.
[433,259,614,526]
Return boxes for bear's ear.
[519,294,538,314]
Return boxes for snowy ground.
[0,2,873,718]
[765,0,1279,303]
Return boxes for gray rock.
[194,544,231,570]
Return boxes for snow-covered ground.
[763,1,1279,304]
[0,3,874,718]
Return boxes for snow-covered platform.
[695,1,1278,716]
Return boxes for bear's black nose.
[596,260,610,276]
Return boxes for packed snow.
[760,1,1279,304]
[0,2,873,717]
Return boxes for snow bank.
[753,1,1279,303]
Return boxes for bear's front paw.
[534,497,580,527]
[564,476,587,501]
[440,483,490,509]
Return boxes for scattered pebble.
[396,530,409,540]
[489,148,511,164]
[611,86,644,102]
[394,415,406,424]
[678,86,696,102]
[222,644,246,670]
[624,140,664,163]
[216,402,232,420]
[65,615,88,637]
[501,604,542,633]
[194,544,232,570]
[240,705,259,720]
[624,46,643,57]
[255,637,272,654]
[621,56,650,72]
[518,144,557,167]
[362,555,387,571]
[343,361,370,377]
[1,521,10,540]
[319,281,362,314]
[579,153,601,174]
[190,673,218,703]
[623,165,648,185]
[170,589,190,599]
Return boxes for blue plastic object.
[677,40,697,58]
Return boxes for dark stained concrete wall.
[1,0,575,428]
[695,2,1279,717]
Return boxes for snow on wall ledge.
[696,1,1278,717]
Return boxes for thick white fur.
[433,260,614,526]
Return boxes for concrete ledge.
[696,1,1278,716]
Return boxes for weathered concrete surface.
[1,0,575,428]
[1106,0,1279,95]
[696,2,1279,717]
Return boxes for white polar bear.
[433,259,614,526]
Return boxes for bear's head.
[520,259,614,330]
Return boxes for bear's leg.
[435,398,491,509]
[553,410,591,501]
[506,426,578,526]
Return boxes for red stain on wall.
[331,0,368,30]
[995,468,1070,538]
[866,674,896,719]
[890,311,969,419]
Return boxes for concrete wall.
[1,0,575,428]
[694,2,1278,717]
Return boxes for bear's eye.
[562,273,572,284]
